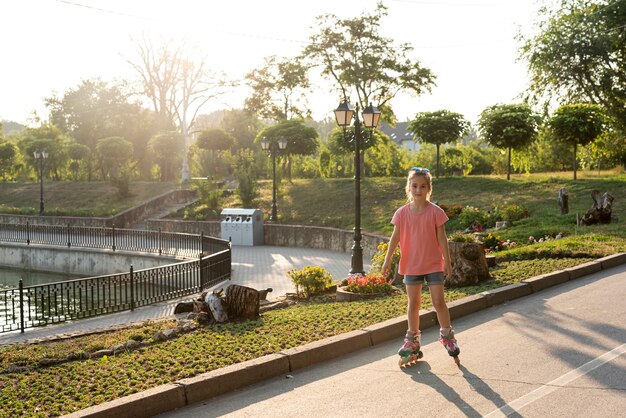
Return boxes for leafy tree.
[45,79,158,181]
[364,134,406,177]
[95,137,134,181]
[148,131,183,182]
[302,2,435,124]
[195,128,235,177]
[0,141,17,181]
[256,119,318,181]
[546,103,605,179]
[18,124,68,181]
[66,142,92,181]
[244,56,311,121]
[519,0,626,136]
[477,104,540,180]
[128,36,232,182]
[407,110,469,178]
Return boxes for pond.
[0,266,82,290]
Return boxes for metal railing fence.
[0,223,231,333]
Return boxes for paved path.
[0,245,366,345]
[157,263,626,418]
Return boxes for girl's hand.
[444,262,452,279]
[382,260,390,277]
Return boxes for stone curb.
[63,253,625,418]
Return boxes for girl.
[382,167,460,366]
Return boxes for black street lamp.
[334,101,381,274]
[33,150,49,216]
[261,136,288,222]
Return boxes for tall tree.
[45,78,156,180]
[477,104,540,180]
[128,36,232,182]
[407,110,469,178]
[256,119,319,181]
[302,2,435,124]
[95,137,134,180]
[148,131,183,182]
[244,56,311,121]
[195,128,235,177]
[520,0,626,135]
[546,103,605,179]
[0,141,17,181]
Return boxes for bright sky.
[1,0,545,127]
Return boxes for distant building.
[378,121,419,151]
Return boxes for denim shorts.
[403,272,445,286]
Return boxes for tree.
[407,110,469,178]
[0,141,17,181]
[302,2,435,124]
[128,36,232,182]
[546,103,605,179]
[148,131,183,182]
[256,119,318,181]
[18,124,68,181]
[45,78,157,181]
[66,142,92,181]
[520,0,626,135]
[95,137,134,180]
[195,128,235,177]
[244,56,311,121]
[477,104,540,180]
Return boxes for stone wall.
[147,219,388,260]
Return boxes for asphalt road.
[157,263,626,418]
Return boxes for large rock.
[226,284,260,319]
[446,242,490,288]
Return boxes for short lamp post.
[334,101,381,274]
[33,150,49,216]
[261,136,288,222]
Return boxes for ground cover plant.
[0,181,177,217]
[0,255,596,417]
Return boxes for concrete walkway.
[0,245,367,345]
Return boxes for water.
[0,266,81,290]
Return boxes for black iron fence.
[0,223,231,333]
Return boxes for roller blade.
[398,350,423,368]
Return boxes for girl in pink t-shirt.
[382,168,460,367]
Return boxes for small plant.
[344,274,394,294]
[369,241,400,278]
[287,266,334,298]
[449,231,476,243]
[500,204,530,222]
[481,233,517,252]
[458,206,490,229]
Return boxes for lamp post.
[33,150,49,216]
[261,136,288,222]
[334,101,381,274]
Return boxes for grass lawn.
[0,170,624,416]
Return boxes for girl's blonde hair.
[405,168,433,203]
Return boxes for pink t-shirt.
[391,202,449,275]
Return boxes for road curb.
[63,253,626,418]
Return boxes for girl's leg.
[406,284,423,333]
[429,284,451,328]
[430,283,460,359]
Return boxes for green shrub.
[449,231,476,243]
[368,241,400,278]
[458,206,490,229]
[287,266,334,298]
[500,204,530,222]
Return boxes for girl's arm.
[436,224,452,279]
[382,225,400,277]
